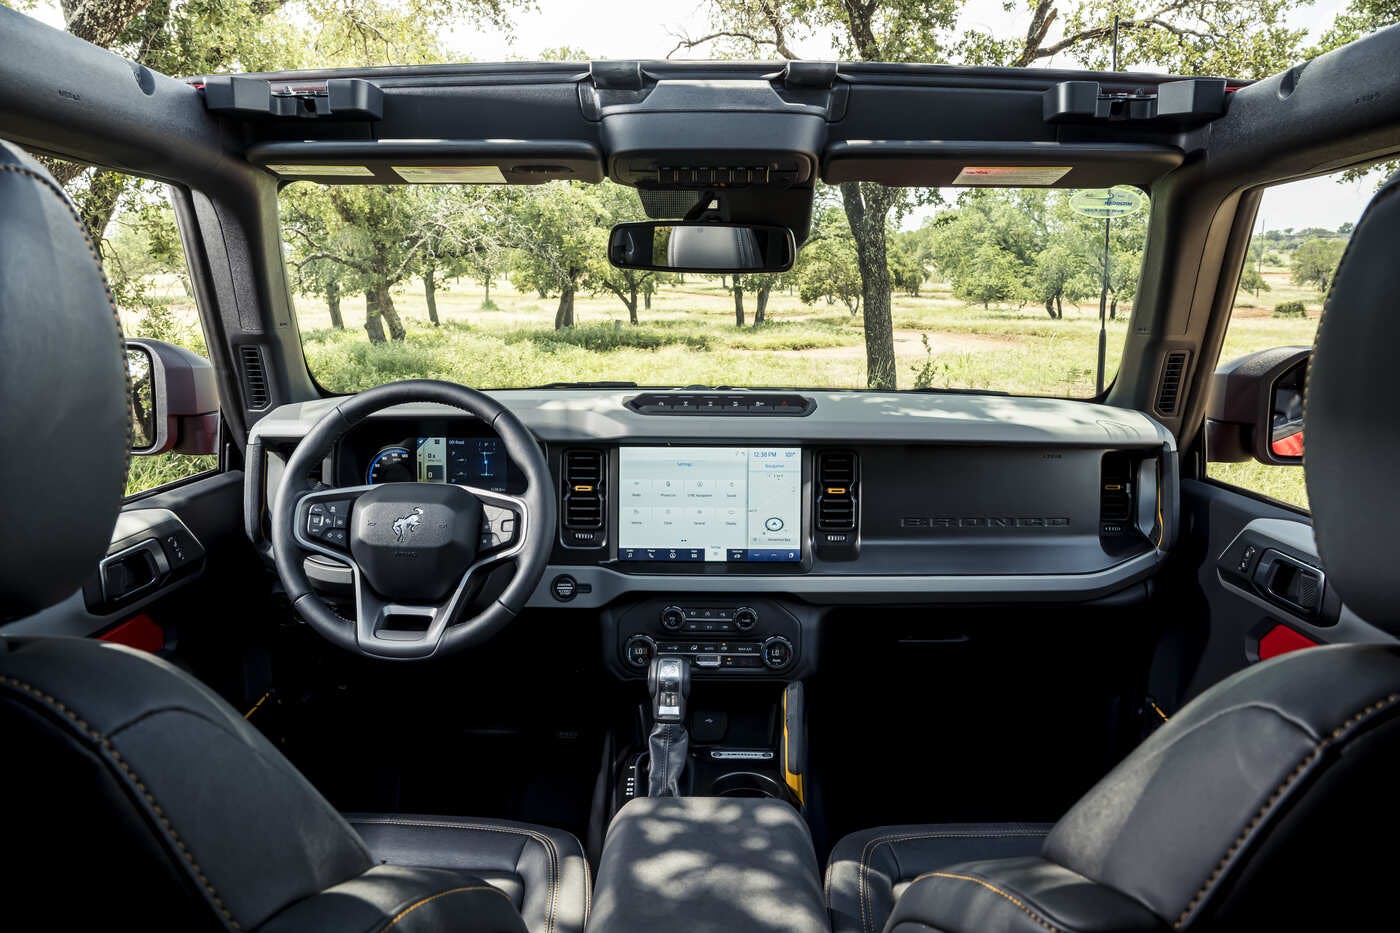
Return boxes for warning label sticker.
[391,165,507,184]
[952,166,1072,186]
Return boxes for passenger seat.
[825,822,1051,933]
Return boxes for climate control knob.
[761,636,794,671]
[660,606,685,631]
[734,606,758,632]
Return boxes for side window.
[53,161,220,497]
[1207,167,1376,510]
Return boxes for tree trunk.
[327,281,344,329]
[733,284,745,326]
[554,284,576,329]
[424,263,440,325]
[77,170,129,243]
[483,276,492,308]
[754,282,771,325]
[1056,296,1064,319]
[841,181,897,390]
[363,290,387,344]
[644,289,652,310]
[628,284,639,325]
[366,284,404,342]
[1109,296,1118,320]
[1045,298,1056,319]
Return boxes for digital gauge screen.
[365,438,509,493]
[415,437,509,492]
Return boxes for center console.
[610,598,809,677]
[587,797,828,933]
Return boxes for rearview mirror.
[1206,346,1310,466]
[608,222,795,273]
[126,339,221,456]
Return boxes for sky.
[24,0,1377,229]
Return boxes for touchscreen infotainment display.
[617,447,802,563]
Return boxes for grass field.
[120,266,1321,507]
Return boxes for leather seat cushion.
[826,822,1053,933]
[347,814,590,933]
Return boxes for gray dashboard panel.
[248,389,1177,604]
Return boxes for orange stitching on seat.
[0,162,133,466]
[916,872,1067,933]
[350,817,566,933]
[848,830,1049,933]
[0,675,241,929]
[1173,691,1400,929]
[382,884,512,929]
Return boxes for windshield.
[280,181,1146,396]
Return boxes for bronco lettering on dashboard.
[898,516,1071,529]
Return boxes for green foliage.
[1290,237,1348,292]
[508,324,712,353]
[1273,300,1307,317]
[796,208,863,314]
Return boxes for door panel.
[1165,479,1392,707]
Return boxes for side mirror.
[1206,346,1309,466]
[126,339,220,456]
[608,221,795,273]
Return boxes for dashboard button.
[551,575,579,601]
[761,636,794,670]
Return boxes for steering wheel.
[271,380,556,660]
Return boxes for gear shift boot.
[646,657,691,797]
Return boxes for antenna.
[1095,15,1122,397]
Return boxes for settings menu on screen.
[617,447,802,562]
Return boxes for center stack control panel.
[606,598,811,679]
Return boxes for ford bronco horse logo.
[392,507,425,543]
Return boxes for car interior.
[4,8,1400,931]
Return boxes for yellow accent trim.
[572,484,594,492]
[782,690,804,805]
[243,690,271,720]
[386,885,510,928]
[1155,466,1165,548]
[1103,483,1123,491]
[1148,698,1170,723]
[825,487,847,495]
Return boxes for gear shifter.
[646,656,691,797]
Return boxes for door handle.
[1251,549,1325,617]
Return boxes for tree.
[585,182,655,323]
[680,0,1315,388]
[1240,244,1271,298]
[888,229,932,296]
[1291,237,1347,292]
[509,182,610,329]
[796,208,864,315]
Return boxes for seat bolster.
[256,865,527,933]
[347,814,590,933]
[885,857,1167,933]
[826,823,1052,933]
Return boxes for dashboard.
[248,388,1178,610]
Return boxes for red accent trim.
[98,614,164,654]
[1271,431,1304,458]
[1258,624,1319,660]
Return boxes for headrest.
[1305,169,1400,631]
[0,142,129,621]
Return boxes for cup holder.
[711,771,788,799]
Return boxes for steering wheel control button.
[625,634,656,668]
[552,574,579,601]
[761,636,794,671]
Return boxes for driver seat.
[0,142,589,931]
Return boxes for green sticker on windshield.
[1069,187,1146,219]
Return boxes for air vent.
[1154,351,1190,416]
[562,449,606,548]
[239,345,270,410]
[1100,452,1134,534]
[815,451,859,559]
